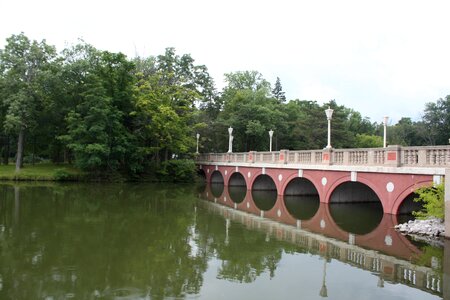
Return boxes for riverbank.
[0,163,85,181]
[395,217,445,238]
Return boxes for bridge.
[195,145,450,238]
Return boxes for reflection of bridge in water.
[199,185,444,297]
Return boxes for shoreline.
[394,217,445,240]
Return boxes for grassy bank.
[0,163,85,181]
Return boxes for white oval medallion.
[246,202,250,209]
[247,171,251,178]
[278,174,283,182]
[207,169,210,173]
[385,235,393,246]
[320,219,326,228]
[224,196,227,202]
[321,177,327,186]
[386,182,394,193]
[225,170,228,176]
[277,209,281,217]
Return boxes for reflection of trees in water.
[0,183,206,300]
[194,209,285,283]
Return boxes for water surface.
[0,183,445,299]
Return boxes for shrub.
[158,159,196,182]
[53,169,73,181]
[413,183,445,220]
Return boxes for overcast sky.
[1,0,449,123]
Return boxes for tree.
[217,71,286,152]
[413,183,445,220]
[0,33,57,170]
[355,134,383,148]
[421,95,450,145]
[133,48,213,166]
[272,77,286,103]
[59,43,136,174]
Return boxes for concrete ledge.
[196,161,447,176]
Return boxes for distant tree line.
[0,33,449,179]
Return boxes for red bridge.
[195,145,450,237]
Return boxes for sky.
[1,0,449,124]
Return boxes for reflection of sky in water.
[198,254,440,300]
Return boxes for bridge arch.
[280,172,321,198]
[283,177,320,220]
[228,172,247,187]
[252,174,277,211]
[326,176,385,212]
[391,180,432,215]
[328,179,384,235]
[210,170,224,184]
[252,174,277,191]
[329,181,380,203]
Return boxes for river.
[0,182,447,299]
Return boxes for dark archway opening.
[210,171,224,198]
[228,173,247,203]
[196,169,207,193]
[329,182,383,235]
[330,181,379,203]
[197,169,206,182]
[229,172,246,187]
[211,171,224,184]
[397,192,424,224]
[284,178,320,220]
[252,175,277,211]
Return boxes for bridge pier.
[446,169,450,239]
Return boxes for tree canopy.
[0,33,448,179]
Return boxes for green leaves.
[413,183,445,220]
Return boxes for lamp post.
[196,133,200,154]
[325,107,334,149]
[383,116,389,148]
[319,259,328,297]
[228,127,233,153]
[269,129,274,152]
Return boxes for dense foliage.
[0,33,449,180]
[413,183,445,220]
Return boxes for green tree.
[355,134,383,148]
[133,48,213,166]
[421,95,450,145]
[272,76,286,103]
[413,183,445,220]
[59,44,136,174]
[0,33,57,170]
[217,71,286,152]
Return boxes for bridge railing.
[196,145,450,168]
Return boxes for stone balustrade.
[197,145,450,168]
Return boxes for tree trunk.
[15,128,24,171]
[6,135,10,165]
